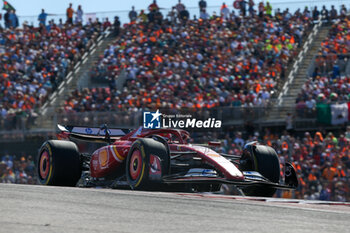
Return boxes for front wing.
[162,163,298,190]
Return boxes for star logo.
[143,110,162,129]
[150,110,162,123]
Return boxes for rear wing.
[57,124,131,142]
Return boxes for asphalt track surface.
[1,184,350,233]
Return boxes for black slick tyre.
[37,140,81,186]
[126,138,170,190]
[243,145,280,197]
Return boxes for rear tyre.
[242,145,280,197]
[37,140,81,186]
[126,138,170,190]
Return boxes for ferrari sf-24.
[36,125,298,196]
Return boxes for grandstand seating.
[0,21,103,130]
[297,18,350,107]
[63,11,314,112]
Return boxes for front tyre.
[241,144,280,197]
[37,140,81,186]
[126,138,170,190]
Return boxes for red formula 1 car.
[36,124,298,197]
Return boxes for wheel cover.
[129,149,142,180]
[39,151,50,179]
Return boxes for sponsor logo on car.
[85,128,93,134]
[99,149,109,169]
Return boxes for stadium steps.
[35,29,117,130]
[76,35,117,89]
[50,35,116,106]
[267,24,331,121]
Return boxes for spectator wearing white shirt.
[175,0,185,13]
[234,132,245,147]
[75,5,83,23]
[200,9,209,20]
[220,3,230,20]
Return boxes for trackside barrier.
[1,104,348,137]
[31,107,269,131]
[39,107,302,128]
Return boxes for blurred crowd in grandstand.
[0,3,105,130]
[0,154,36,184]
[1,1,349,129]
[2,127,349,202]
[296,10,350,117]
[64,0,315,112]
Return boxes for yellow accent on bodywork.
[44,144,53,185]
[113,146,124,161]
[134,145,146,187]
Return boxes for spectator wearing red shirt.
[148,0,159,12]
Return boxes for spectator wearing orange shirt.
[66,3,74,24]
[322,162,337,181]
[314,132,324,145]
